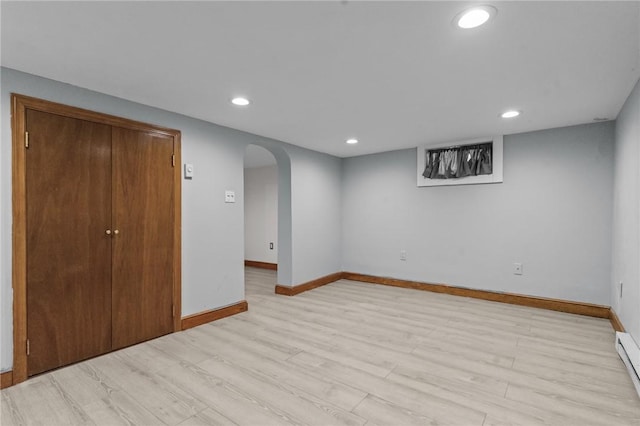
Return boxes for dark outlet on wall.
[269,242,274,250]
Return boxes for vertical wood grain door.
[26,109,113,376]
[111,127,175,350]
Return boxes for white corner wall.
[289,148,343,284]
[342,122,615,306]
[244,165,278,264]
[0,67,343,372]
[612,77,640,342]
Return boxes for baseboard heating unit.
[616,332,640,398]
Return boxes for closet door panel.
[112,127,174,350]
[26,109,112,376]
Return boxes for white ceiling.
[2,1,639,158]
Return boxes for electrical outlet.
[269,242,274,250]
[513,263,523,275]
[400,250,407,261]
[224,190,235,203]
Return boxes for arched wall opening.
[243,143,293,287]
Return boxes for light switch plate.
[184,163,194,179]
[225,190,236,203]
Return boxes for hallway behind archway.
[244,145,278,269]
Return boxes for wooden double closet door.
[14,96,181,378]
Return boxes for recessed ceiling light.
[455,5,497,29]
[346,138,358,145]
[231,97,250,106]
[501,110,521,119]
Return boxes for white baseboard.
[616,332,640,398]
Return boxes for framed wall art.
[417,136,503,187]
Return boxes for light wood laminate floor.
[2,267,639,425]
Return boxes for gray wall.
[290,151,343,284]
[0,67,343,371]
[612,77,640,342]
[342,122,615,305]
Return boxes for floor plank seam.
[511,338,519,368]
[350,392,371,414]
[481,412,488,425]
[383,365,399,379]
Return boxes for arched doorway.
[243,144,292,295]
[244,145,278,266]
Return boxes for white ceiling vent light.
[455,5,497,29]
[501,110,521,118]
[231,97,250,106]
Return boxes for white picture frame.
[416,135,503,187]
